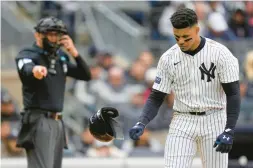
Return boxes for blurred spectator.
[88,47,115,77]
[229,9,251,38]
[71,128,95,156]
[1,87,20,122]
[130,93,145,108]
[89,64,104,80]
[74,64,103,112]
[90,66,143,110]
[88,45,98,59]
[245,1,253,36]
[143,67,157,102]
[97,51,115,71]
[194,2,209,36]
[80,128,95,154]
[86,140,126,158]
[207,1,226,16]
[1,121,25,157]
[240,51,253,98]
[125,60,148,85]
[122,128,163,157]
[240,51,253,122]
[223,1,245,13]
[205,12,237,41]
[1,121,12,140]
[2,134,25,157]
[137,51,155,69]
[148,1,172,40]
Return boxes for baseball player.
[129,8,240,168]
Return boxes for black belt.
[45,112,62,120]
[26,109,62,120]
[189,112,206,115]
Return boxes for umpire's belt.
[27,109,62,120]
[45,112,62,120]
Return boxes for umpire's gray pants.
[26,114,65,168]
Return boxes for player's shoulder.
[205,38,226,49]
[159,44,179,63]
[205,38,235,58]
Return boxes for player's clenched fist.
[213,129,234,153]
[129,122,145,140]
[32,65,47,80]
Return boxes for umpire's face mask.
[42,37,61,55]
[42,31,62,55]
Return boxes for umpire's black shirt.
[15,43,91,112]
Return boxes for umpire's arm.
[16,58,35,77]
[60,35,91,81]
[15,50,38,81]
[66,55,91,81]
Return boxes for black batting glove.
[213,129,234,153]
[129,122,145,140]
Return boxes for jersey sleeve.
[66,56,91,81]
[218,48,239,83]
[152,54,174,94]
[15,51,36,78]
[58,50,91,81]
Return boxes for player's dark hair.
[170,8,198,29]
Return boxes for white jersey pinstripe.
[153,38,239,112]
[153,37,239,168]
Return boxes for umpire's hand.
[213,129,234,153]
[129,122,145,140]
[32,66,47,80]
[60,35,79,57]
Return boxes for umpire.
[15,16,91,168]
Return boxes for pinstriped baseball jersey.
[153,38,239,112]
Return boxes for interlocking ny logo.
[199,62,216,82]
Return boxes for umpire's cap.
[89,107,124,142]
[34,16,68,34]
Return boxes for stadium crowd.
[146,1,253,41]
